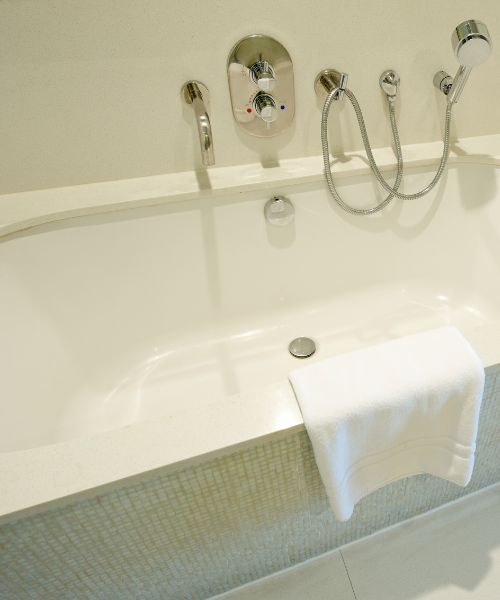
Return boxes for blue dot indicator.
[281,105,285,110]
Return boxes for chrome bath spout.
[181,81,215,166]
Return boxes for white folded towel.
[288,326,485,522]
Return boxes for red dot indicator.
[247,108,252,113]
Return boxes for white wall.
[1,0,499,194]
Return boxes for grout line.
[340,550,358,600]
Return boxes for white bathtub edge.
[0,380,304,525]
[1,133,500,239]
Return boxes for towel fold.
[288,326,485,522]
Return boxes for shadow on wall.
[264,216,296,248]
[195,168,213,191]
[321,158,498,241]
[479,210,500,277]
[450,141,499,209]
[199,203,243,396]
[232,116,298,170]
[200,205,221,310]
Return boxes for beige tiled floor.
[216,483,500,600]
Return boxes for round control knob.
[253,92,278,124]
[251,61,276,91]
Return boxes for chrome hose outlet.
[379,70,400,98]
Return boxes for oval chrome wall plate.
[227,34,295,138]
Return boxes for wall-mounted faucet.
[181,81,215,166]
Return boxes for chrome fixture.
[253,92,278,128]
[316,19,492,216]
[181,81,215,166]
[289,337,316,359]
[264,196,295,226]
[314,70,348,101]
[434,20,492,104]
[251,61,276,91]
[227,35,295,137]
[433,71,454,96]
[317,69,403,215]
[379,70,400,98]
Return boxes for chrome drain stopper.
[289,337,316,358]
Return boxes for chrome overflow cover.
[264,196,294,226]
[289,337,316,358]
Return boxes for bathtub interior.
[2,162,500,452]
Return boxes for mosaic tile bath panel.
[1,368,500,599]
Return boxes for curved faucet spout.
[182,81,215,166]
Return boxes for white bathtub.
[2,138,500,522]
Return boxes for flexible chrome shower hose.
[322,87,454,215]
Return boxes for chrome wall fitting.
[434,20,492,104]
[379,70,400,99]
[251,61,276,91]
[264,196,295,226]
[314,69,348,101]
[227,35,295,138]
[433,71,454,95]
[181,81,215,166]
[253,92,278,128]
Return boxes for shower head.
[452,20,492,67]
[434,19,492,104]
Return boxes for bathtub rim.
[1,133,500,240]
[2,136,500,525]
